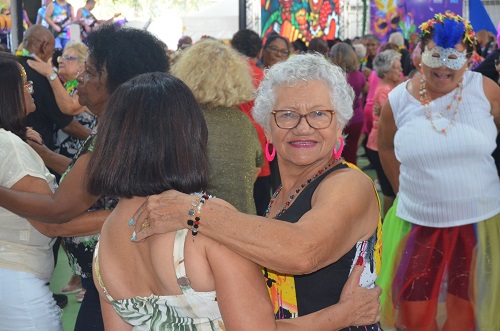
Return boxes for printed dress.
[263,162,383,330]
[94,229,225,330]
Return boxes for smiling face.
[267,80,342,169]
[421,40,467,96]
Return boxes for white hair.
[373,50,401,78]
[253,53,354,131]
[388,32,405,47]
[353,44,367,59]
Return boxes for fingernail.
[128,218,134,226]
[356,255,364,266]
[130,231,136,241]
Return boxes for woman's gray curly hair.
[253,53,354,132]
[373,49,401,79]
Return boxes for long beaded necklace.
[265,162,336,219]
[419,76,464,135]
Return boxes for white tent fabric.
[181,0,238,41]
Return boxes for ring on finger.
[141,219,150,230]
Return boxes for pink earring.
[333,137,344,159]
[265,141,276,162]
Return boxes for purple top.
[347,71,366,125]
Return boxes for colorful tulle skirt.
[377,198,500,330]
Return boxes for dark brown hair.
[86,72,209,198]
[0,52,27,140]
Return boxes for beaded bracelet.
[187,192,210,237]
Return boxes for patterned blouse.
[94,229,225,330]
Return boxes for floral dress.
[54,79,97,159]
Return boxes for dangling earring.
[333,137,344,160]
[265,141,276,162]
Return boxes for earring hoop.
[265,141,276,162]
[333,137,344,160]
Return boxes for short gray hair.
[373,50,401,78]
[388,32,405,47]
[253,53,354,131]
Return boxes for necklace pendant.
[441,129,446,134]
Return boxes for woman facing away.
[131,54,383,330]
[88,71,381,330]
[171,39,263,215]
[377,13,500,330]
[330,42,368,165]
[0,52,61,330]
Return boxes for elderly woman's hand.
[27,54,56,78]
[131,190,190,242]
[338,259,382,327]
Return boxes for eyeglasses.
[57,55,81,63]
[266,46,290,57]
[272,110,335,129]
[24,81,34,94]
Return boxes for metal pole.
[10,0,23,51]
[239,0,246,30]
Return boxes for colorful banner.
[370,0,462,43]
[261,0,341,44]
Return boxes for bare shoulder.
[317,165,376,199]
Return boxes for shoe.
[61,277,82,294]
[76,289,86,303]
[53,293,68,309]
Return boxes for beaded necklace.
[419,76,464,135]
[265,162,336,219]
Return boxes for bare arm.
[210,238,380,331]
[29,210,110,237]
[27,141,71,175]
[483,75,500,130]
[44,3,59,32]
[27,56,86,115]
[9,174,107,237]
[377,100,400,194]
[62,118,91,141]
[133,168,379,275]
[0,152,99,223]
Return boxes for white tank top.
[389,71,500,227]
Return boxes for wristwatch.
[48,72,57,81]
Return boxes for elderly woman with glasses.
[0,52,62,330]
[27,41,95,159]
[131,54,383,330]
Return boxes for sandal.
[76,289,86,303]
[61,275,83,294]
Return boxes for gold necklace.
[419,77,464,135]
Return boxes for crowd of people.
[0,7,499,331]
